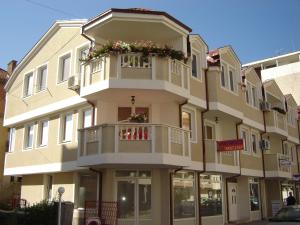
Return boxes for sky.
[0,0,300,69]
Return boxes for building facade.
[3,8,300,225]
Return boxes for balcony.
[265,110,288,136]
[77,123,191,167]
[79,54,191,101]
[205,140,239,174]
[264,153,292,178]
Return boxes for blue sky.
[1,0,300,69]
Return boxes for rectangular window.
[77,47,89,74]
[173,171,195,219]
[37,66,47,92]
[8,128,16,152]
[38,121,49,147]
[229,70,234,91]
[192,54,198,77]
[221,65,226,87]
[242,130,248,152]
[78,173,98,208]
[246,85,250,104]
[182,109,196,142]
[61,113,73,142]
[59,54,71,82]
[200,174,222,216]
[252,86,257,107]
[251,134,257,154]
[250,182,260,211]
[83,109,92,128]
[24,72,34,97]
[205,125,214,140]
[24,124,34,149]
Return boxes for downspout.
[87,100,95,126]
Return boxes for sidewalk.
[240,220,268,225]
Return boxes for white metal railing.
[78,123,190,159]
[121,54,152,68]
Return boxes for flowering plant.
[84,40,186,62]
[129,113,148,123]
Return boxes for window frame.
[23,123,34,150]
[220,61,238,94]
[36,64,48,93]
[241,129,250,154]
[37,119,49,148]
[23,71,34,98]
[59,112,74,143]
[75,43,90,76]
[182,106,197,143]
[8,128,16,153]
[57,51,72,84]
[191,48,203,81]
[250,131,260,156]
[249,179,260,212]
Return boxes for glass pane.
[78,173,98,208]
[61,55,70,81]
[83,109,92,128]
[182,112,191,131]
[200,175,222,216]
[118,180,135,219]
[139,179,151,219]
[221,66,226,87]
[229,71,234,91]
[192,54,197,77]
[250,183,259,211]
[63,114,72,141]
[41,121,48,146]
[118,107,132,122]
[205,126,213,140]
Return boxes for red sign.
[217,139,244,152]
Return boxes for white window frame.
[8,128,16,153]
[220,61,238,94]
[57,51,72,84]
[204,121,216,140]
[36,63,48,92]
[78,107,93,129]
[241,128,250,154]
[245,81,261,109]
[250,131,260,156]
[23,71,34,98]
[59,112,74,143]
[191,48,202,81]
[182,106,197,143]
[37,119,49,148]
[75,43,89,76]
[23,123,35,150]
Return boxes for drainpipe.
[89,168,102,219]
[87,100,95,126]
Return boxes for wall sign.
[217,139,244,152]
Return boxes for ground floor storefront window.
[249,178,260,211]
[200,174,222,216]
[281,182,295,205]
[173,171,195,219]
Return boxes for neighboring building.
[244,50,300,105]
[2,8,300,225]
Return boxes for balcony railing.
[265,110,287,135]
[80,53,190,93]
[78,123,191,164]
[264,153,292,177]
[205,139,239,167]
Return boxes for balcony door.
[228,182,238,221]
[116,170,152,225]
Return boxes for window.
[38,120,49,147]
[118,107,149,123]
[61,113,73,142]
[192,54,198,77]
[221,65,226,87]
[173,171,195,219]
[252,86,257,107]
[37,65,47,92]
[23,72,34,97]
[200,175,222,216]
[58,53,71,83]
[77,173,98,208]
[229,70,234,91]
[249,179,260,211]
[77,46,89,74]
[251,134,257,154]
[182,108,197,142]
[246,82,261,108]
[8,128,16,153]
[241,130,249,152]
[82,108,92,128]
[287,107,297,126]
[24,124,34,149]
[205,124,214,140]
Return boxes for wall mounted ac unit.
[260,101,271,112]
[68,76,80,90]
[260,139,271,150]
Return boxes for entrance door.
[228,182,238,221]
[116,176,152,225]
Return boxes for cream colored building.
[2,8,300,225]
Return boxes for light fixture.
[131,96,135,105]
[215,117,219,124]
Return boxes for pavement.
[225,220,268,225]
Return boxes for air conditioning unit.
[260,139,271,150]
[68,76,80,90]
[86,217,101,225]
[260,101,271,112]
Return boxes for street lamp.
[57,187,65,225]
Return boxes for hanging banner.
[279,158,292,167]
[217,139,244,152]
